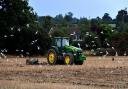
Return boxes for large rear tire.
[64,53,74,65]
[47,49,57,65]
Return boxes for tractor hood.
[64,45,82,53]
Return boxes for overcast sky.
[29,0,128,19]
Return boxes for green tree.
[102,13,112,24]
[116,9,128,32]
[52,29,68,37]
[79,18,91,38]
[54,14,64,24]
[111,32,128,55]
[41,16,53,32]
[64,12,73,23]
[0,0,50,55]
[116,9,127,23]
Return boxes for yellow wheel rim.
[49,52,55,63]
[65,56,70,64]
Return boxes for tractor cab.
[53,37,69,48]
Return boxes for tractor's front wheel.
[47,49,57,65]
[64,53,74,65]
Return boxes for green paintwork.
[51,46,59,53]
[50,37,86,64]
[64,45,86,62]
[64,45,82,53]
[79,54,86,61]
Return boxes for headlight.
[74,53,76,56]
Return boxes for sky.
[29,0,128,19]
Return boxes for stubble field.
[0,56,128,89]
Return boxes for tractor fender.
[50,46,59,54]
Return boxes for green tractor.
[47,37,86,65]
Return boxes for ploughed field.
[0,56,128,89]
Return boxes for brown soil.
[0,56,128,89]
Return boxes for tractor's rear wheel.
[64,53,74,65]
[47,49,57,65]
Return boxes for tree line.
[38,10,128,56]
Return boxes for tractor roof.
[54,37,69,39]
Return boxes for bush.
[111,32,128,56]
[95,48,106,56]
[106,48,116,56]
[94,48,116,56]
